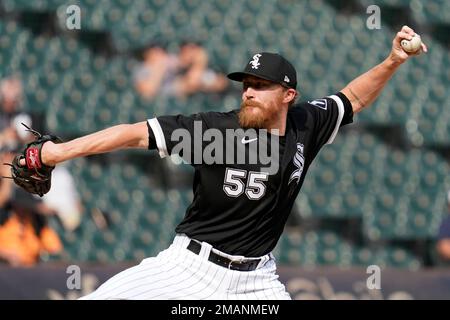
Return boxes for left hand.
[390,25,428,65]
[12,127,61,197]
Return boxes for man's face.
[238,75,286,129]
[144,47,167,63]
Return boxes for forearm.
[341,55,402,113]
[342,25,428,113]
[43,122,149,166]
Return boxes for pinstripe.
[142,258,200,299]
[243,267,251,299]
[233,270,242,299]
[115,251,191,300]
[178,256,215,299]
[251,267,259,299]
[98,263,178,298]
[202,264,228,300]
[256,267,268,299]
[105,240,188,299]
[91,247,179,299]
[108,262,181,299]
[193,263,220,300]
[87,241,184,300]
[131,247,200,299]
[168,255,214,299]
[225,268,234,300]
[81,234,290,300]
[261,267,271,300]
[97,246,177,292]
[267,260,279,299]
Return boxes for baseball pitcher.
[10,26,426,299]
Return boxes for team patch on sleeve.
[308,98,328,110]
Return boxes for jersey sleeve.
[303,92,353,148]
[147,113,206,158]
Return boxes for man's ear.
[283,89,297,104]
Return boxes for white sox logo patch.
[308,98,328,110]
[249,54,262,69]
[288,143,305,185]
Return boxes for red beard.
[238,99,278,129]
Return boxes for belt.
[186,239,261,272]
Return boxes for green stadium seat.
[411,0,450,24]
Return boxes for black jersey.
[147,92,353,257]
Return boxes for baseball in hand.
[401,34,422,53]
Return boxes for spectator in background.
[0,76,82,232]
[0,178,63,267]
[436,190,450,264]
[0,76,23,130]
[0,76,34,150]
[42,163,83,232]
[133,41,228,100]
[174,41,228,97]
[0,141,62,267]
[133,43,179,100]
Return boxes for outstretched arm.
[341,25,428,114]
[22,121,149,167]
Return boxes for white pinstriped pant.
[79,234,291,300]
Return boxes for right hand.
[389,25,428,65]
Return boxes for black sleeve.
[147,121,157,151]
[302,92,353,149]
[147,112,214,163]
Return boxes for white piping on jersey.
[148,118,169,158]
[325,95,345,145]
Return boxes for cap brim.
[227,71,279,84]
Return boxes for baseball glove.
[7,124,62,197]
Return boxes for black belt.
[186,240,261,272]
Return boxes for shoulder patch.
[308,99,328,110]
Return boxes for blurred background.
[0,0,449,299]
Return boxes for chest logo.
[288,143,305,185]
[241,137,258,144]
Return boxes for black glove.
[9,124,62,197]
